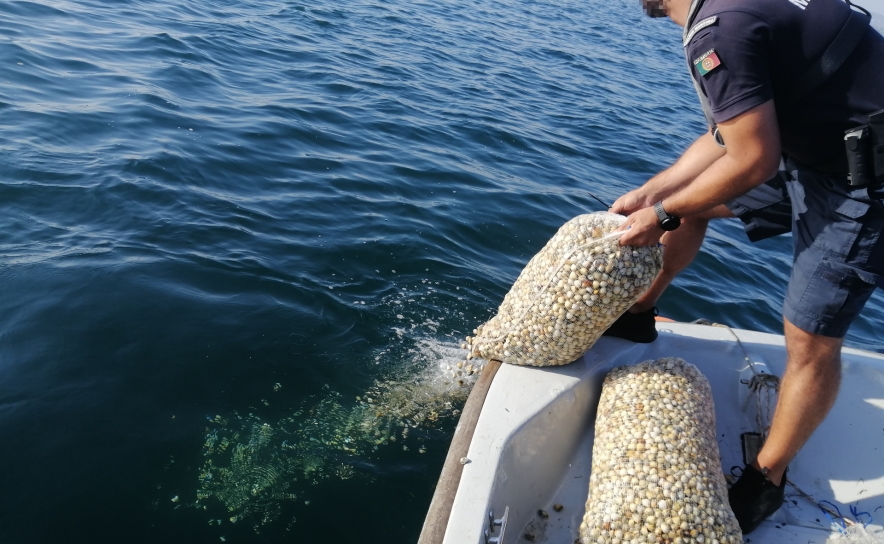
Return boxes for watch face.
[661,216,680,231]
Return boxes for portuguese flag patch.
[693,49,722,76]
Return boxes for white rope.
[712,323,780,439]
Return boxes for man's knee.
[783,318,843,368]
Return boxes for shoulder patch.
[693,49,722,76]
[683,16,718,47]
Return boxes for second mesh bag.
[580,357,742,544]
[466,212,663,367]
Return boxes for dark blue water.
[1,0,882,542]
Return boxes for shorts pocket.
[832,198,870,220]
[786,257,877,337]
[807,193,868,260]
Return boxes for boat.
[418,321,884,543]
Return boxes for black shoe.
[602,307,659,343]
[728,465,786,534]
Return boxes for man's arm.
[611,131,726,215]
[618,99,781,245]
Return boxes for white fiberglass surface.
[443,322,884,544]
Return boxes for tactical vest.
[681,0,870,149]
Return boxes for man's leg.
[628,204,735,313]
[754,318,843,485]
[728,317,845,534]
[728,164,882,534]
[629,171,793,314]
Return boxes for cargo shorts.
[725,161,884,338]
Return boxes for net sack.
[580,357,742,544]
[465,212,662,367]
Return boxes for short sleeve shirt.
[684,0,884,169]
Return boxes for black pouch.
[845,109,884,187]
[870,109,884,185]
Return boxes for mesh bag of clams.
[580,357,742,544]
[465,212,663,367]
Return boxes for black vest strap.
[788,9,871,102]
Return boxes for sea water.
[1,0,882,542]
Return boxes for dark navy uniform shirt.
[685,0,884,171]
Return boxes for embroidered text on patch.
[693,49,722,76]
[683,16,718,47]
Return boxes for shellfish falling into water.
[190,339,482,529]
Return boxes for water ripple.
[1,0,882,541]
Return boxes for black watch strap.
[654,201,669,222]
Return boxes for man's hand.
[611,189,655,216]
[616,206,664,246]
[610,132,726,217]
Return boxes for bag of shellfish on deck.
[580,357,743,544]
[465,212,663,367]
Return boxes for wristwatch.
[654,201,681,231]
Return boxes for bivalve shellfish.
[466,213,663,367]
[579,357,742,544]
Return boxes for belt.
[787,155,849,176]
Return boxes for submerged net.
[580,357,742,544]
[466,212,662,367]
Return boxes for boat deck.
[442,322,884,544]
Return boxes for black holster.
[845,109,884,187]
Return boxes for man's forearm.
[616,93,781,248]
[612,131,727,215]
[643,131,726,201]
[663,101,782,218]
[663,151,775,217]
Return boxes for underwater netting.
[581,358,742,544]
[466,212,662,367]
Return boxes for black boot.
[728,465,786,534]
[602,307,659,343]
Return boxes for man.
[603,0,884,534]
